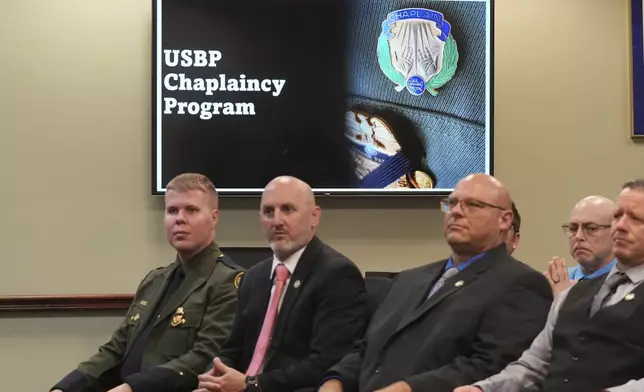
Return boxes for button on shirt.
[474,261,644,392]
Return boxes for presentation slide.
[153,0,493,195]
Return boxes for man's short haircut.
[511,201,521,233]
[166,173,218,207]
[622,179,644,191]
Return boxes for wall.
[0,0,640,390]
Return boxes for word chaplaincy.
[162,49,287,119]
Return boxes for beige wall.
[0,0,641,390]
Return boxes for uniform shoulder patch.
[233,271,245,289]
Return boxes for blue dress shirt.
[444,252,487,272]
[568,258,616,281]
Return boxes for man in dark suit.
[195,176,368,392]
[319,173,553,392]
[51,173,244,392]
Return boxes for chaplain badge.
[377,8,459,96]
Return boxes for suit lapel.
[585,274,609,318]
[250,260,274,334]
[402,262,446,315]
[395,261,447,333]
[394,248,503,336]
[264,237,323,365]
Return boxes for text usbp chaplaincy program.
[161,49,287,120]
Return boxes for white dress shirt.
[269,245,306,312]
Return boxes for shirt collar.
[175,241,223,275]
[270,245,306,279]
[573,258,617,281]
[614,259,644,284]
[445,252,487,272]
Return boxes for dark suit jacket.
[327,244,553,392]
[219,236,368,392]
[53,242,243,392]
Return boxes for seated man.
[196,176,368,392]
[505,201,521,255]
[318,173,553,392]
[544,195,617,296]
[455,179,644,392]
[51,173,243,392]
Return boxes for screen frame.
[151,0,495,197]
[631,0,644,139]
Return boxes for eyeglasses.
[561,223,611,236]
[440,198,507,214]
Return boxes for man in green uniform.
[50,173,244,392]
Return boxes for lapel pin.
[139,300,148,306]
[130,313,140,322]
[293,280,301,289]
[170,307,185,327]
[625,293,635,301]
[455,280,464,287]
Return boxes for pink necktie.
[246,264,290,376]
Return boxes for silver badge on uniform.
[377,8,459,96]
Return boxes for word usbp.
[163,49,223,68]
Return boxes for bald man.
[197,176,368,392]
[544,196,617,297]
[319,174,552,392]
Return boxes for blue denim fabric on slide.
[345,0,488,189]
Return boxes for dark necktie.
[589,272,630,317]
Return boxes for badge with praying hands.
[544,256,577,297]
